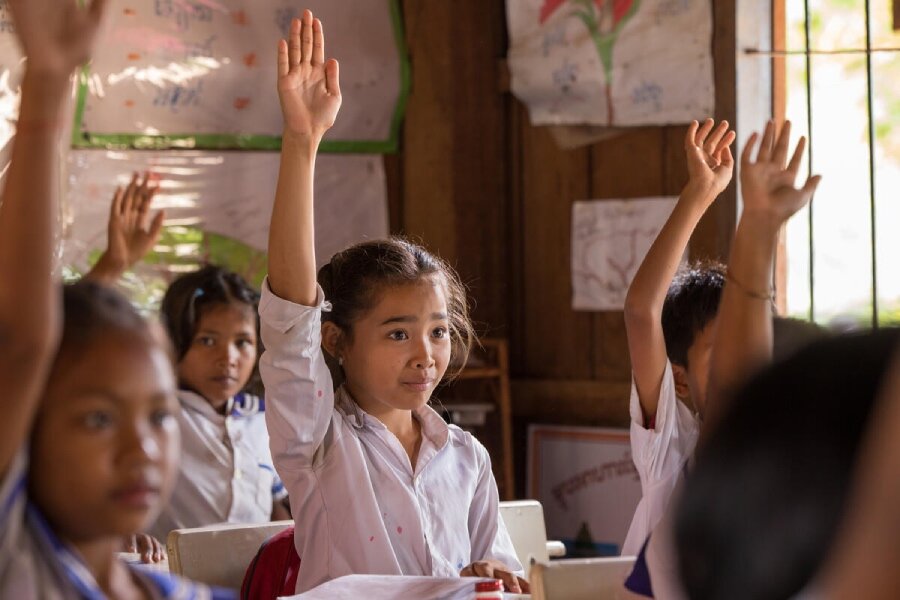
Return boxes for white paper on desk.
[286,575,524,600]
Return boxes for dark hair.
[675,327,900,600]
[159,265,260,362]
[54,281,165,366]
[317,237,475,380]
[661,261,726,367]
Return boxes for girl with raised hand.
[0,0,231,597]
[260,9,525,594]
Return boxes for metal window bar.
[749,4,897,328]
[864,0,879,329]
[804,0,814,324]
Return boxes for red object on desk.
[475,581,502,592]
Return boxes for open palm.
[684,118,736,200]
[8,0,108,75]
[740,121,821,223]
[106,173,164,270]
[277,10,342,138]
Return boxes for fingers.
[772,120,792,168]
[704,120,730,155]
[802,174,822,197]
[312,18,325,66]
[685,120,699,150]
[136,172,157,227]
[122,173,140,225]
[719,145,735,169]
[741,132,759,168]
[277,38,289,77]
[757,120,775,162]
[517,576,531,594]
[288,17,302,67]
[148,210,166,244]
[325,58,341,97]
[694,118,715,147]
[494,568,521,593]
[110,186,124,220]
[712,129,736,162]
[787,135,807,177]
[300,9,314,65]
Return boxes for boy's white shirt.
[149,390,286,541]
[258,279,521,594]
[622,360,700,556]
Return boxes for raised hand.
[7,0,109,77]
[277,9,342,139]
[86,172,164,285]
[740,120,822,225]
[684,118,736,200]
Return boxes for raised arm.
[705,121,820,430]
[0,0,108,476]
[267,9,341,307]
[84,172,163,285]
[624,119,734,422]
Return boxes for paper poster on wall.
[506,0,715,126]
[63,150,388,307]
[74,0,408,152]
[571,197,681,311]
[528,425,640,556]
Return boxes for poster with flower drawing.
[506,0,714,126]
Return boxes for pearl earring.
[338,357,344,366]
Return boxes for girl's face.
[334,279,452,417]
[177,302,257,411]
[30,332,180,543]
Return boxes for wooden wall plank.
[516,120,594,379]
[401,0,511,333]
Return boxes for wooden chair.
[529,557,637,600]
[166,520,293,589]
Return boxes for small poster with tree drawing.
[506,0,714,126]
[571,197,683,311]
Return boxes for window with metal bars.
[765,0,900,328]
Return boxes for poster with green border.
[71,0,409,153]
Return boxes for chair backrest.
[166,520,293,589]
[498,500,550,577]
[529,557,636,600]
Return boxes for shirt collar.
[178,390,234,422]
[335,385,450,449]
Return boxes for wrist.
[681,182,717,205]
[94,252,127,277]
[738,209,785,236]
[281,129,324,154]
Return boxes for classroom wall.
[389,0,740,496]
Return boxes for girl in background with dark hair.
[259,10,525,594]
[81,174,290,542]
[147,265,291,542]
